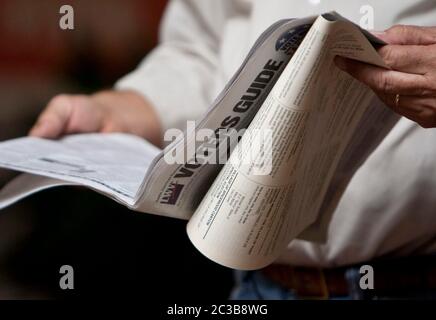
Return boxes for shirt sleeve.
[115,0,230,132]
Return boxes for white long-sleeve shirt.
[117,0,436,267]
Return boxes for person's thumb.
[371,25,436,45]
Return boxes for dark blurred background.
[0,0,233,299]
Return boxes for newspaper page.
[0,173,77,210]
[283,12,398,242]
[0,133,160,207]
[134,17,317,219]
[186,14,388,270]
[297,94,399,242]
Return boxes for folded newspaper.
[0,12,398,270]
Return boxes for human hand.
[335,25,436,128]
[29,90,162,146]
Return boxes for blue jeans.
[230,268,436,300]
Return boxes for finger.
[377,44,434,75]
[29,95,74,138]
[29,95,105,138]
[376,92,436,128]
[377,91,423,114]
[63,95,105,134]
[375,25,436,45]
[334,56,432,96]
[395,95,436,128]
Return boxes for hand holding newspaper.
[0,13,398,270]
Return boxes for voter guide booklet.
[0,12,398,270]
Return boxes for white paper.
[0,133,160,206]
